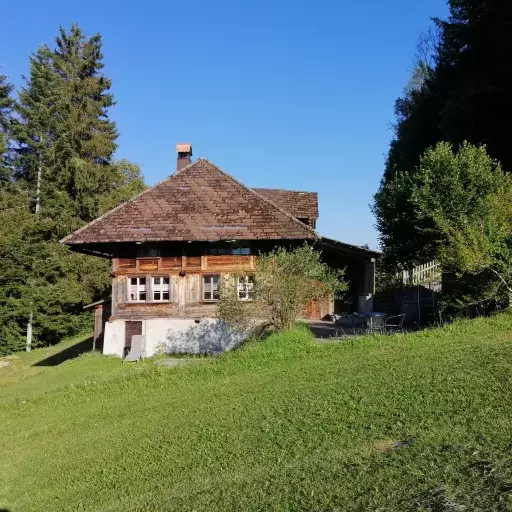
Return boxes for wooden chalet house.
[62,144,379,356]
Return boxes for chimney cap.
[176,143,192,155]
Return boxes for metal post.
[417,284,421,327]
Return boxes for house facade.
[62,144,379,356]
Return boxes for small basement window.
[203,275,220,301]
[152,277,170,301]
[129,277,146,302]
[237,275,255,300]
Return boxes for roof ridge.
[60,162,200,244]
[252,187,318,195]
[198,158,318,239]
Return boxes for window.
[203,275,220,301]
[152,277,170,301]
[237,275,255,300]
[233,244,250,255]
[206,243,251,255]
[138,246,161,257]
[129,277,146,302]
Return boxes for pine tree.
[0,24,145,354]
[0,73,14,182]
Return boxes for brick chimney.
[176,143,192,171]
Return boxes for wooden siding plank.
[186,274,200,302]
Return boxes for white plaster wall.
[103,320,126,357]
[144,318,246,356]
[103,318,246,358]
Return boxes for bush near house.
[2,313,512,510]
[218,244,348,331]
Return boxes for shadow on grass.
[32,337,94,367]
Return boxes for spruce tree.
[0,73,14,182]
[0,24,145,354]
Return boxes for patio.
[305,312,405,341]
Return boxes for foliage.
[392,142,512,311]
[375,0,512,267]
[2,314,512,510]
[417,142,512,310]
[0,24,145,354]
[0,73,14,182]
[218,244,347,331]
[412,142,512,277]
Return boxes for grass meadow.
[1,314,512,511]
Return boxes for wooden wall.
[111,255,255,321]
[110,252,336,321]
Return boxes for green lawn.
[2,314,512,511]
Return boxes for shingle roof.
[61,159,318,245]
[253,188,318,221]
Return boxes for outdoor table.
[355,312,386,333]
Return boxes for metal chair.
[333,313,356,337]
[384,314,405,334]
[367,315,385,334]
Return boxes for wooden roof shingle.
[253,188,318,222]
[61,158,318,245]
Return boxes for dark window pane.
[154,292,161,300]
[140,278,146,285]
[163,292,170,300]
[140,293,146,301]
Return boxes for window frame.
[237,275,255,301]
[128,276,147,302]
[202,274,221,302]
[151,276,170,302]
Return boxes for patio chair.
[367,314,385,334]
[352,313,369,335]
[384,314,405,334]
[124,334,146,362]
[333,313,356,337]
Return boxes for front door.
[124,321,142,356]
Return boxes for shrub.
[218,244,348,331]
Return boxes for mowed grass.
[2,315,512,511]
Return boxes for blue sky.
[1,0,448,249]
